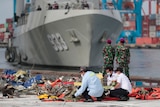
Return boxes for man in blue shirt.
[73,66,104,102]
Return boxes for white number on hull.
[55,33,68,50]
[47,34,58,51]
[47,33,68,51]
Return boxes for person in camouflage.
[115,38,130,79]
[102,39,115,75]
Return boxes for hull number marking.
[47,33,68,51]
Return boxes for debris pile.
[1,69,160,101]
[0,69,83,101]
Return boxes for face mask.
[81,74,83,78]
[107,72,111,76]
[115,73,119,77]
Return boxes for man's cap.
[106,39,112,44]
[115,67,123,72]
[80,66,87,72]
[120,38,125,43]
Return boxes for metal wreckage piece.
[37,77,82,101]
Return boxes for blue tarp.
[23,74,42,88]
[3,69,16,75]
[2,69,43,88]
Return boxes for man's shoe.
[84,99,94,102]
[105,90,110,96]
[119,96,129,101]
[96,97,102,101]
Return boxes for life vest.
[129,87,160,100]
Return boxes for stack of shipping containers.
[156,15,160,37]
[149,14,159,44]
[136,14,160,45]
[0,24,6,43]
[136,0,160,45]
[157,0,160,29]
[142,16,149,37]
[123,14,136,31]
[149,14,156,38]
[0,18,13,44]
[4,18,13,43]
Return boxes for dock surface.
[0,94,160,107]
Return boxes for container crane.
[102,0,143,43]
[115,0,143,44]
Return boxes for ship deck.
[0,94,159,107]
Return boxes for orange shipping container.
[142,26,149,31]
[136,37,159,45]
[142,15,149,20]
[152,37,159,44]
[136,37,145,45]
[8,23,12,28]
[142,21,148,26]
[0,24,4,28]
[129,26,136,30]
[123,27,129,30]
[142,33,149,37]
[142,27,149,31]
[156,25,160,31]
[123,26,136,30]
[129,21,135,27]
[158,38,160,43]
[149,19,156,25]
[139,37,148,45]
[142,30,149,34]
[0,32,4,40]
[6,18,12,23]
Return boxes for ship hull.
[13,10,123,68]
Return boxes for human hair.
[80,66,88,72]
[105,66,113,71]
[115,67,123,73]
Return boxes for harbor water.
[130,49,160,79]
[0,48,160,79]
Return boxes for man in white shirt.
[108,67,132,101]
[73,66,104,102]
[105,66,117,86]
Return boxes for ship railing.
[46,1,97,10]
[16,14,29,26]
[50,2,119,10]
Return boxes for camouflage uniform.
[115,44,130,78]
[102,44,115,72]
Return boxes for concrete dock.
[125,44,160,49]
[0,94,160,107]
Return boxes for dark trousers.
[110,88,129,98]
[82,88,104,100]
[82,88,92,100]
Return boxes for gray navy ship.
[6,0,123,69]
